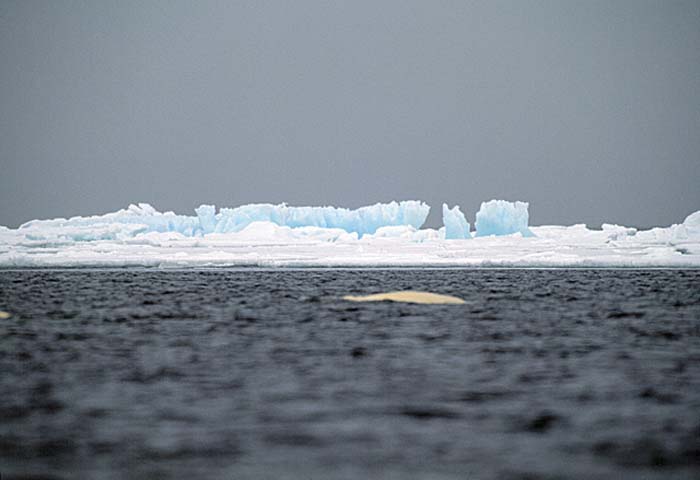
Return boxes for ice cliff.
[442,204,471,239]
[16,201,431,241]
[195,201,430,237]
[475,200,534,237]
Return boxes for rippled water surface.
[1,269,699,479]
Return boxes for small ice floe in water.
[343,291,466,305]
[0,311,11,319]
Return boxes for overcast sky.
[1,0,698,228]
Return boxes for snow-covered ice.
[1,201,699,268]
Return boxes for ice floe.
[1,201,699,268]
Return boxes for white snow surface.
[1,203,700,268]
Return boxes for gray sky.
[1,0,699,229]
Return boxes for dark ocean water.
[1,268,699,480]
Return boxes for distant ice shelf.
[1,201,699,268]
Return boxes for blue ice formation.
[196,201,429,236]
[442,204,471,239]
[474,200,534,237]
[20,201,430,239]
[14,199,542,242]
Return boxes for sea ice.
[475,200,534,237]
[201,201,430,236]
[682,210,700,236]
[343,291,466,304]
[2,202,699,268]
[442,204,471,239]
[16,201,430,241]
[20,203,202,239]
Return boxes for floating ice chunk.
[475,200,534,237]
[442,204,471,239]
[343,291,466,304]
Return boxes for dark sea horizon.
[1,268,699,479]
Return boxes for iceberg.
[19,203,202,239]
[475,200,534,237]
[15,201,430,241]
[681,210,700,237]
[1,201,699,268]
[442,204,471,239]
[200,201,430,236]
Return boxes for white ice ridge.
[2,202,700,268]
[442,204,471,239]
